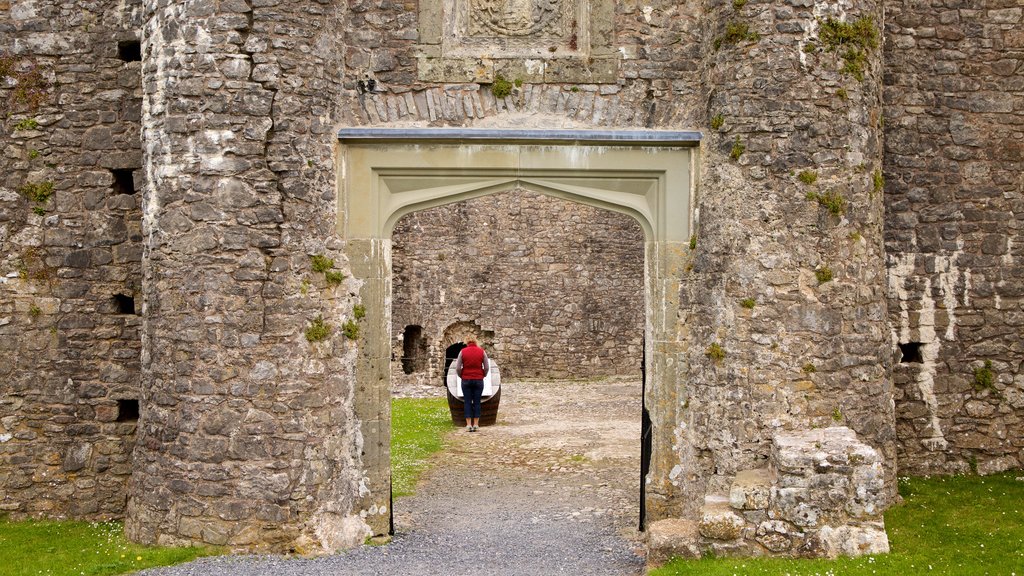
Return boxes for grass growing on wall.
[650,472,1024,576]
[391,397,452,498]
[0,518,220,576]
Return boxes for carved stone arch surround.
[337,128,698,535]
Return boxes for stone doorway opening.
[387,187,647,538]
[337,129,698,537]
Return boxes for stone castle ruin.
[1,0,1021,559]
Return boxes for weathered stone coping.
[337,128,703,146]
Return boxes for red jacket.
[456,344,488,380]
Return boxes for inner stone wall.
[390,189,645,388]
[883,2,1024,475]
[0,0,144,519]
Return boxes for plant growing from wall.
[491,74,514,99]
[797,169,818,185]
[28,304,41,318]
[802,363,817,373]
[740,298,755,309]
[0,53,50,117]
[305,315,331,342]
[310,254,333,273]
[730,136,745,160]
[311,254,345,286]
[872,168,884,196]
[815,266,834,284]
[807,190,846,216]
[817,16,879,81]
[13,117,39,131]
[710,114,724,130]
[689,234,697,250]
[353,304,366,320]
[705,342,726,362]
[732,0,747,8]
[342,319,360,340]
[714,21,760,50]
[973,360,995,391]
[831,407,843,421]
[19,180,54,215]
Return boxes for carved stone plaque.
[417,0,616,83]
[468,0,569,38]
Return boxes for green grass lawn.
[391,396,453,497]
[650,472,1024,576]
[0,518,219,576]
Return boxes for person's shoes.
[466,426,473,432]
[470,426,478,432]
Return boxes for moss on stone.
[815,266,834,284]
[705,342,726,362]
[491,74,514,99]
[973,360,995,391]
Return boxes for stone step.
[729,467,772,510]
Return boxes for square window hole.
[117,40,142,62]
[111,169,136,195]
[899,342,923,363]
[113,294,136,315]
[117,399,140,422]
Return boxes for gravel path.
[140,378,646,576]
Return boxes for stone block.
[699,499,745,540]
[806,523,890,558]
[729,468,772,510]
[646,518,701,566]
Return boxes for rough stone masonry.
[0,0,1020,560]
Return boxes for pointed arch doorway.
[337,128,699,537]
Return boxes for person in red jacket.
[455,337,489,432]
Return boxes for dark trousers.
[461,379,484,419]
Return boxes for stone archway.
[337,128,699,536]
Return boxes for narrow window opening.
[899,342,923,364]
[116,399,140,422]
[402,325,424,375]
[111,169,136,195]
[117,40,142,62]
[113,294,136,315]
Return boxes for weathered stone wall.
[1,0,1019,559]
[124,0,375,552]
[884,2,1024,475]
[0,0,145,519]
[390,188,645,388]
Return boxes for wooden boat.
[445,359,501,427]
